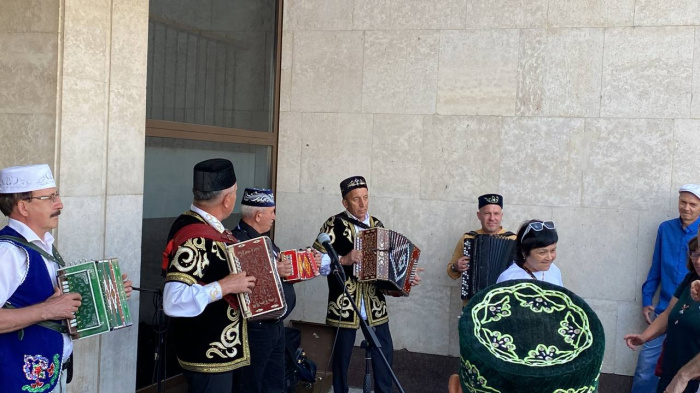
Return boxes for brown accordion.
[225,236,287,321]
[354,228,421,297]
[460,233,516,300]
[281,248,319,283]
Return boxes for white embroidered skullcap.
[0,164,56,194]
[680,184,700,200]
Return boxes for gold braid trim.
[177,355,250,373]
[165,273,197,285]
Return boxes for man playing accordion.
[446,194,517,304]
[162,159,257,393]
[313,176,421,393]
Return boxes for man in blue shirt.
[632,184,700,393]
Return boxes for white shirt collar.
[346,210,370,225]
[8,218,54,253]
[190,204,225,233]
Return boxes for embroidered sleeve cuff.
[203,282,223,303]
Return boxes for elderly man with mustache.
[0,164,132,393]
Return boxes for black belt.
[250,318,283,326]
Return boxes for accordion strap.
[341,214,371,230]
[2,303,69,335]
[0,235,65,267]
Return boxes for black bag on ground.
[285,327,317,392]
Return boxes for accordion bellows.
[354,228,420,297]
[57,259,132,339]
[459,280,605,393]
[461,233,516,300]
[281,249,319,283]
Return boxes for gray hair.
[240,204,266,219]
[192,188,222,202]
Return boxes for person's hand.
[219,272,256,295]
[624,334,646,350]
[410,268,425,287]
[642,305,655,324]
[453,256,470,273]
[311,249,322,271]
[277,260,293,278]
[664,372,691,393]
[122,273,133,299]
[340,250,362,266]
[691,280,700,303]
[43,287,82,320]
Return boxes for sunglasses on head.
[521,220,555,240]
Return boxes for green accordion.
[57,259,132,339]
[459,280,605,393]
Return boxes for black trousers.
[233,320,286,393]
[183,370,233,393]
[332,323,393,393]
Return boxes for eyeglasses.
[689,249,700,260]
[24,191,60,203]
[521,220,556,240]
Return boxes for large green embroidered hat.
[459,280,605,393]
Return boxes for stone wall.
[273,0,700,376]
[0,0,148,391]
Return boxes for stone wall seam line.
[54,0,66,246]
[692,28,698,116]
[598,28,607,119]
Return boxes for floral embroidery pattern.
[328,280,357,319]
[524,344,572,366]
[471,282,593,367]
[460,358,500,393]
[483,329,517,361]
[558,312,585,347]
[22,354,59,392]
[172,238,210,279]
[206,307,243,359]
[514,290,566,313]
[552,386,596,393]
[481,295,511,324]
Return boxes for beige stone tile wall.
[59,0,148,390]
[275,0,700,376]
[0,0,148,391]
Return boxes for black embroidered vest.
[165,212,249,372]
[313,212,388,329]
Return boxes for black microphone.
[317,233,345,280]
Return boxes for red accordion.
[354,228,421,297]
[225,236,287,321]
[281,248,319,283]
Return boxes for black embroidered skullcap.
[193,159,236,192]
[340,176,367,198]
[478,194,503,209]
[459,279,605,393]
[241,188,275,207]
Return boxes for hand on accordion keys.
[46,287,82,320]
[219,271,257,295]
[340,249,362,266]
[276,259,293,278]
[453,256,470,273]
[410,267,425,287]
[121,273,133,299]
[311,248,322,270]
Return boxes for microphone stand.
[132,286,167,393]
[328,257,406,393]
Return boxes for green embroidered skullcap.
[459,280,604,393]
